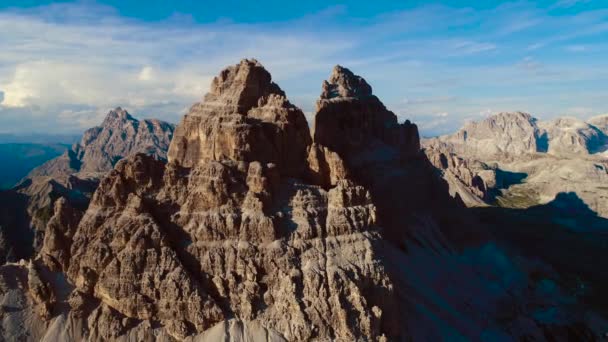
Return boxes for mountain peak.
[102,107,136,126]
[168,59,311,176]
[201,58,285,115]
[321,65,372,99]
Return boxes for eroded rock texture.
[57,59,397,341]
[1,60,605,341]
[0,109,174,265]
[423,111,608,216]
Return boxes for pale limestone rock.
[424,112,608,217]
[168,59,311,178]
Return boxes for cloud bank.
[1,1,607,136]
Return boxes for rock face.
[313,65,420,167]
[0,109,174,265]
[1,60,605,341]
[429,112,543,159]
[423,112,608,217]
[425,146,497,206]
[31,107,174,181]
[168,59,311,178]
[59,60,400,341]
[588,114,608,135]
[539,117,607,155]
[428,111,608,159]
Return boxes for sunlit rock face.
[0,108,174,266]
[54,60,403,341]
[423,111,608,217]
[168,59,311,178]
[1,60,604,342]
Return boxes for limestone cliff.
[1,60,604,341]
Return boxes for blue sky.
[0,0,607,136]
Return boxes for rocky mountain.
[423,112,608,216]
[1,60,605,341]
[428,111,608,159]
[30,107,174,182]
[0,109,174,265]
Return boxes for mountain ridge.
[0,60,605,341]
[423,111,608,216]
[0,108,174,266]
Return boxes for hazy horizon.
[1,0,607,137]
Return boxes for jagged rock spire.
[168,59,311,177]
[321,65,373,99]
[199,58,286,116]
[312,65,419,160]
[101,107,136,126]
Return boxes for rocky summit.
[0,60,606,341]
[0,108,174,265]
[423,112,608,215]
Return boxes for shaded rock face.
[311,66,454,246]
[425,146,496,206]
[2,60,604,342]
[314,65,420,165]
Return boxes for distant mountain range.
[0,61,607,341]
[0,108,174,265]
[0,133,80,145]
[423,111,608,216]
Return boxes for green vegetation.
[495,186,539,208]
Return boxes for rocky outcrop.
[31,107,174,181]
[313,65,420,167]
[424,112,608,217]
[425,146,497,206]
[168,59,311,178]
[310,65,457,246]
[539,117,607,155]
[428,111,608,159]
[0,109,174,265]
[57,60,398,340]
[588,114,608,135]
[428,112,542,159]
[1,60,604,341]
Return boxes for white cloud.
[138,66,155,82]
[566,45,588,52]
[0,3,354,132]
[0,2,607,136]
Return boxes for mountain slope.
[30,107,174,182]
[0,109,174,265]
[423,112,608,216]
[0,60,604,341]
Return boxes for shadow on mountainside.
[0,190,34,264]
[472,192,608,317]
[487,168,528,202]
